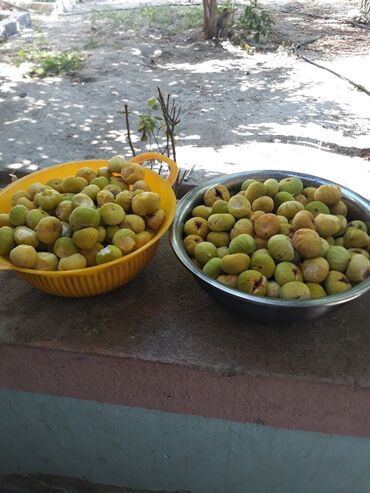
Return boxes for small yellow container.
[0,152,178,297]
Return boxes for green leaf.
[147,97,159,110]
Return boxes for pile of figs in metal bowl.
[170,171,370,321]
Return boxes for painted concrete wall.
[1,389,369,493]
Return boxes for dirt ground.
[0,0,369,195]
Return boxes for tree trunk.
[360,0,370,16]
[203,0,218,39]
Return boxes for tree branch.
[293,49,370,96]
[124,104,136,157]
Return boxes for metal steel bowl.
[169,170,370,321]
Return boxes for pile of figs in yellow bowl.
[0,152,177,297]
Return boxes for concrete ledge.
[0,238,369,438]
[0,473,155,493]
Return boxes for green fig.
[212,200,229,214]
[97,167,112,179]
[217,246,229,258]
[82,184,101,201]
[35,252,58,271]
[217,274,238,288]
[115,190,134,212]
[267,234,295,262]
[229,234,256,255]
[132,192,160,216]
[230,218,254,239]
[53,237,79,258]
[112,229,137,255]
[0,226,15,255]
[97,189,115,207]
[192,205,212,219]
[203,185,230,206]
[276,201,304,220]
[313,184,341,205]
[326,246,351,272]
[221,253,250,274]
[194,242,218,266]
[135,231,154,249]
[13,226,39,248]
[292,229,322,258]
[244,182,266,203]
[207,232,230,248]
[305,201,330,217]
[72,227,99,250]
[58,253,87,271]
[324,271,352,294]
[202,257,223,278]
[314,213,341,237]
[345,254,370,283]
[251,253,275,279]
[301,257,329,284]
[254,213,281,239]
[264,178,279,197]
[145,209,166,231]
[55,200,73,221]
[237,270,268,296]
[183,235,203,256]
[91,176,109,189]
[120,214,145,233]
[9,245,37,268]
[9,205,28,226]
[208,213,235,232]
[76,166,97,183]
[184,217,209,239]
[72,193,95,209]
[278,176,304,195]
[0,213,11,227]
[274,261,303,286]
[280,281,310,300]
[274,191,294,208]
[132,179,150,192]
[96,245,122,264]
[100,203,125,226]
[26,209,48,229]
[306,283,327,299]
[62,176,88,194]
[108,155,128,173]
[266,280,280,297]
[36,217,62,244]
[69,206,101,231]
[228,195,251,219]
[121,163,145,184]
[252,196,274,213]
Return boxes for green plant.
[14,47,29,66]
[14,48,82,77]
[217,1,232,15]
[183,6,203,29]
[142,6,156,28]
[123,88,181,162]
[239,0,274,42]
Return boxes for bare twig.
[124,104,136,157]
[293,49,370,97]
[157,87,181,163]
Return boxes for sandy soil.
[0,0,369,195]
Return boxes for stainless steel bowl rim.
[170,170,370,309]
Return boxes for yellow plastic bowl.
[0,152,178,297]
